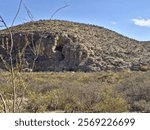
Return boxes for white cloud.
[131,18,150,27]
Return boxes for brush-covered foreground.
[0,70,150,113]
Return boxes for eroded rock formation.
[0,20,150,72]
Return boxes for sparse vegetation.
[0,0,149,113]
[117,71,150,112]
[0,70,149,113]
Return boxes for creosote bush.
[25,85,128,113]
[1,70,150,113]
[117,71,150,112]
[91,86,129,112]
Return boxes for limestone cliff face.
[0,31,89,71]
[0,20,150,72]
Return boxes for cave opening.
[55,45,65,60]
[55,45,63,52]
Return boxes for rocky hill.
[0,20,150,72]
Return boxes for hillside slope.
[0,20,150,71]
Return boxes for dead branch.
[23,3,34,21]
[0,92,8,113]
[0,0,28,113]
[0,16,9,30]
[0,55,10,71]
[23,4,40,70]
[0,14,17,114]
[50,4,70,19]
[11,0,23,26]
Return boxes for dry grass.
[0,70,150,113]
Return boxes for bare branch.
[0,0,28,113]
[0,92,8,113]
[0,16,16,113]
[0,16,13,72]
[50,4,70,19]
[0,55,10,71]
[0,16,9,30]
[11,0,23,26]
[23,3,34,21]
[23,4,39,70]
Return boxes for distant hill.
[0,20,150,71]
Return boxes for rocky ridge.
[0,20,150,72]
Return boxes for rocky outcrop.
[0,20,150,72]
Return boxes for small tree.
[0,0,27,113]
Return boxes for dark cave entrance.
[55,45,65,60]
[55,46,63,52]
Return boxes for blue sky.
[0,0,150,41]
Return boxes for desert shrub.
[25,91,48,112]
[0,72,28,112]
[45,87,87,112]
[25,89,64,112]
[25,85,128,113]
[91,86,129,112]
[117,71,150,112]
[0,71,134,113]
[53,85,128,112]
[132,100,150,112]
